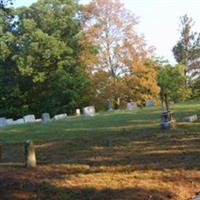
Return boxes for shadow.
[0,173,174,200]
[0,126,200,199]
[1,130,200,170]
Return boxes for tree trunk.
[164,93,169,111]
[0,145,2,161]
[114,97,120,110]
[160,88,165,111]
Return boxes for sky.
[13,0,200,64]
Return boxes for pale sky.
[13,0,200,64]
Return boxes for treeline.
[0,0,92,118]
[0,0,200,118]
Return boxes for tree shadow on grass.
[30,131,200,171]
[1,130,200,171]
[0,177,174,200]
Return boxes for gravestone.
[41,113,51,123]
[76,109,81,116]
[0,118,7,127]
[183,115,198,122]
[160,111,175,129]
[105,99,113,112]
[25,140,36,168]
[83,106,95,117]
[23,114,36,123]
[35,119,41,122]
[53,113,67,121]
[6,118,14,125]
[126,102,138,110]
[145,100,154,107]
[13,118,25,125]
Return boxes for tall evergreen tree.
[173,14,200,78]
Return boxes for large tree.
[0,0,92,118]
[80,0,159,109]
[173,14,200,78]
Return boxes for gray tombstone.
[0,117,7,128]
[25,140,36,168]
[6,118,14,125]
[126,102,138,110]
[13,118,25,125]
[75,109,81,116]
[23,114,36,123]
[183,115,198,122]
[41,113,51,123]
[105,99,113,112]
[145,100,154,107]
[83,106,95,117]
[53,113,67,121]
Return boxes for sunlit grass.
[0,101,200,200]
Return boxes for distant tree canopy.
[0,0,92,118]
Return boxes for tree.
[157,64,191,111]
[173,14,200,78]
[124,59,160,107]
[80,0,159,109]
[0,0,92,118]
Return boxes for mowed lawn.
[0,101,200,200]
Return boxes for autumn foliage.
[80,0,160,109]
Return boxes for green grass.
[0,101,200,200]
[0,101,200,143]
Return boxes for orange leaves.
[80,0,160,107]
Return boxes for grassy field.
[0,101,200,200]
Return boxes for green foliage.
[0,0,92,118]
[157,64,191,109]
[173,14,200,77]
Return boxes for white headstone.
[145,100,154,107]
[23,114,36,123]
[41,113,51,123]
[76,109,81,116]
[53,113,67,121]
[13,118,25,125]
[6,118,14,125]
[183,115,198,122]
[83,106,95,117]
[0,117,7,127]
[126,102,138,110]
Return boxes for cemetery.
[0,0,200,200]
[0,101,200,200]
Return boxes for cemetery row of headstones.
[0,100,155,128]
[106,100,155,111]
[126,100,154,110]
[0,106,96,128]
